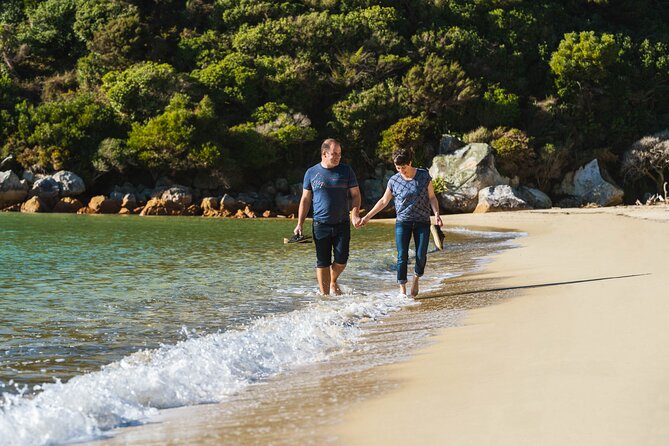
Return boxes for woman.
[360,148,443,297]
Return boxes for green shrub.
[491,127,535,181]
[377,115,427,163]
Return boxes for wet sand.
[337,206,669,445]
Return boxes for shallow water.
[0,213,521,445]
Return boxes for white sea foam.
[446,227,528,239]
[0,292,413,446]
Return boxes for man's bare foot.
[410,276,419,297]
[330,282,343,295]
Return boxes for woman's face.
[394,162,413,176]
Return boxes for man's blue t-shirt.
[303,163,358,224]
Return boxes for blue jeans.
[312,221,350,268]
[395,221,431,284]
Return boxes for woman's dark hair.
[392,148,414,166]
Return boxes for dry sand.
[337,206,669,446]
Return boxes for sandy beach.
[337,205,669,445]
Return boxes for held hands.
[355,215,370,228]
[294,223,302,236]
[434,215,443,227]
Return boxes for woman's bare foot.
[410,276,420,297]
[330,282,343,295]
[399,283,407,296]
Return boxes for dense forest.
[1,0,669,200]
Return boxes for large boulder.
[52,171,85,197]
[516,186,552,209]
[555,159,624,207]
[220,194,238,212]
[53,197,84,213]
[474,185,533,213]
[88,195,122,214]
[140,198,185,216]
[429,143,508,213]
[21,196,49,213]
[0,170,29,209]
[161,185,192,206]
[201,197,220,217]
[30,177,60,200]
[275,194,300,216]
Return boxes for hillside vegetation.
[1,0,669,198]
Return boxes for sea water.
[0,213,521,445]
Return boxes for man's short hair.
[321,138,340,154]
[392,148,414,165]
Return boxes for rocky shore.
[0,138,638,218]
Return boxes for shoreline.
[335,205,669,445]
[83,219,520,445]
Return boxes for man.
[294,138,361,295]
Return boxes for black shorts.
[312,221,350,268]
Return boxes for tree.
[19,0,83,73]
[191,52,260,113]
[126,94,225,174]
[621,130,669,195]
[403,55,477,118]
[7,93,123,174]
[101,61,179,121]
[549,31,620,101]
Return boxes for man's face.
[322,145,342,168]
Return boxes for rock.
[262,210,274,218]
[21,196,49,213]
[260,182,276,196]
[22,171,36,184]
[275,178,289,194]
[52,171,85,197]
[184,204,202,216]
[88,195,122,214]
[220,194,238,212]
[275,194,300,216]
[161,185,192,206]
[201,197,221,217]
[474,185,533,213]
[243,205,257,218]
[109,191,124,201]
[556,196,583,208]
[30,177,60,200]
[121,193,137,209]
[0,170,29,208]
[555,159,624,207]
[0,155,20,172]
[140,198,185,216]
[234,209,246,218]
[252,195,274,213]
[53,197,83,213]
[429,143,509,213]
[119,207,132,215]
[1,203,21,212]
[437,134,464,155]
[516,186,552,209]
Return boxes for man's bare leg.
[410,275,420,297]
[330,262,346,295]
[316,267,331,295]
